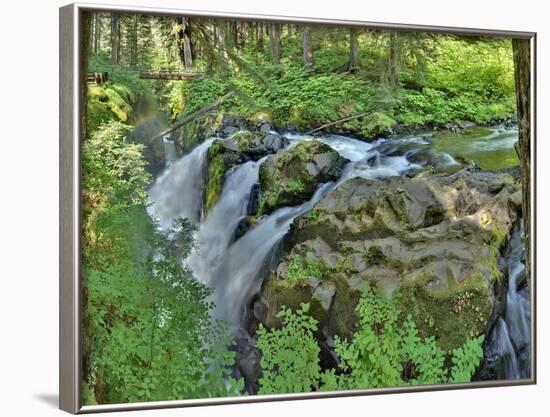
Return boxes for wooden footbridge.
[87,66,201,84]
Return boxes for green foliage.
[256,304,321,394]
[450,336,485,382]
[82,122,243,404]
[287,178,305,193]
[161,36,514,136]
[285,254,322,285]
[84,224,243,403]
[87,55,156,130]
[83,121,150,209]
[256,286,485,393]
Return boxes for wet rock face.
[258,140,350,215]
[257,167,521,352]
[220,130,289,161]
[204,130,288,212]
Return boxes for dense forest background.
[85,12,516,137]
[81,12,529,406]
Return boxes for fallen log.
[149,91,235,143]
[305,112,369,135]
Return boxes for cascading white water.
[150,132,456,331]
[201,182,336,327]
[188,159,265,290]
[484,224,530,379]
[148,138,214,228]
[492,318,520,378]
[186,133,435,329]
[162,134,177,166]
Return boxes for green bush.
[82,122,243,404]
[256,285,484,393]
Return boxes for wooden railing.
[87,66,201,84]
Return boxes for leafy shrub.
[285,254,322,285]
[256,285,485,393]
[256,303,322,394]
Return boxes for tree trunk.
[388,31,398,87]
[348,28,359,72]
[93,13,101,53]
[269,23,281,64]
[176,17,193,69]
[302,25,315,71]
[110,13,119,65]
[130,15,138,68]
[256,22,264,52]
[183,26,193,69]
[512,38,532,288]
[217,22,229,71]
[231,20,239,50]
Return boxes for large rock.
[221,130,289,160]
[257,166,521,352]
[204,130,288,212]
[258,141,349,214]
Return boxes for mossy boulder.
[204,139,247,212]
[359,112,397,138]
[203,130,289,212]
[258,141,349,215]
[86,83,134,134]
[221,130,289,160]
[257,166,521,353]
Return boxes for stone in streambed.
[257,141,350,214]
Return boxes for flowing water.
[147,124,528,381]
[162,134,177,166]
[482,224,531,379]
[148,138,214,228]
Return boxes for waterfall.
[148,138,214,228]
[198,182,336,328]
[483,224,531,379]
[188,159,265,291]
[147,127,529,381]
[162,134,177,166]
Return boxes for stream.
[147,124,529,385]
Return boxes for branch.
[305,112,369,135]
[149,91,235,143]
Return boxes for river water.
[147,124,529,382]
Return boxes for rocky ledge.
[255,164,522,353]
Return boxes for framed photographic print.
[59,2,536,413]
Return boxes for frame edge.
[60,3,80,414]
[60,3,537,413]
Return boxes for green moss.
[231,130,254,152]
[285,254,322,286]
[363,246,386,265]
[360,112,397,138]
[490,222,509,248]
[307,208,320,221]
[288,178,305,193]
[87,100,115,134]
[86,82,135,135]
[204,140,226,212]
[394,273,491,352]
